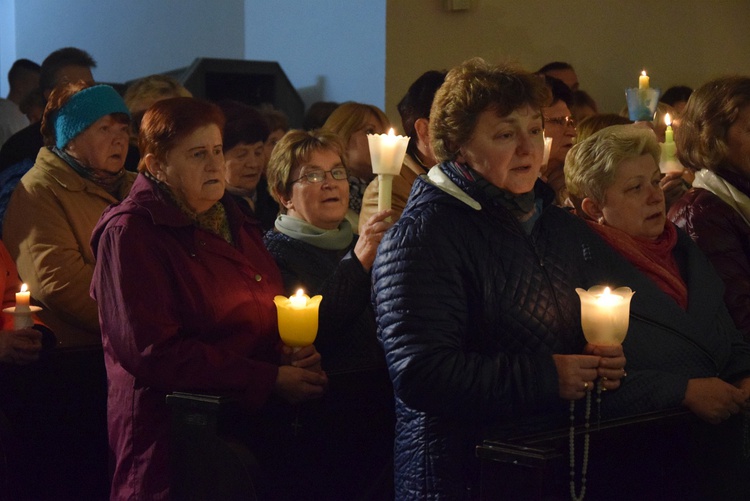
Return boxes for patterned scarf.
[53,146,126,197]
[588,220,688,309]
[348,176,368,214]
[445,161,538,222]
[146,171,233,244]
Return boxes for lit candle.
[367,128,410,212]
[542,134,553,168]
[576,285,634,345]
[659,113,683,173]
[639,70,650,90]
[15,283,30,313]
[273,289,323,349]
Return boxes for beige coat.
[358,153,428,233]
[3,147,135,347]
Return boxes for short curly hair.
[676,75,750,172]
[429,58,550,163]
[266,129,347,211]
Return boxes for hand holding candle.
[367,128,410,212]
[576,285,634,345]
[274,289,323,350]
[4,283,41,330]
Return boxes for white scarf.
[692,169,750,226]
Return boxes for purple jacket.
[90,174,284,500]
[669,168,750,340]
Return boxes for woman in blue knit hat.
[3,80,134,347]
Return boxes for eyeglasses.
[290,166,349,185]
[544,116,576,129]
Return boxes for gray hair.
[565,124,660,204]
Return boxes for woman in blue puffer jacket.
[371,58,627,499]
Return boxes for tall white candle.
[368,128,410,212]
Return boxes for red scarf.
[588,220,688,310]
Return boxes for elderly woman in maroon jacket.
[668,76,750,341]
[90,97,327,500]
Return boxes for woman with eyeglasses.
[264,129,395,500]
[541,75,577,206]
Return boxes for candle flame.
[664,113,672,127]
[387,128,395,136]
[641,70,647,77]
[295,289,304,298]
[603,286,611,295]
[20,283,28,293]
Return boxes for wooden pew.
[167,392,259,500]
[477,408,750,500]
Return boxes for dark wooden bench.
[477,408,750,500]
[167,392,259,500]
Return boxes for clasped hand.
[274,344,328,405]
[0,328,42,365]
[553,343,626,400]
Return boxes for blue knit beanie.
[54,85,130,149]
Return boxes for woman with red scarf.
[566,124,750,495]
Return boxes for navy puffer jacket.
[371,162,607,499]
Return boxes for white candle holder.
[367,129,410,212]
[3,305,42,330]
[575,285,634,345]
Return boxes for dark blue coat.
[588,226,750,417]
[371,163,606,499]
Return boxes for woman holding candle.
[668,76,750,341]
[566,124,750,497]
[90,97,328,500]
[566,124,750,420]
[264,129,394,499]
[0,240,42,364]
[2,81,134,347]
[322,101,390,231]
[371,58,626,499]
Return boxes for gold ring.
[583,381,589,391]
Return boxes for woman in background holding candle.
[566,124,750,497]
[90,98,328,500]
[669,76,750,341]
[322,101,390,231]
[265,129,394,500]
[371,58,626,499]
[0,240,42,364]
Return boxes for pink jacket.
[91,174,284,500]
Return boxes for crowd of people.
[0,45,749,501]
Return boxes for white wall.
[0,0,386,110]
[244,1,386,109]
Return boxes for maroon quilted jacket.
[668,168,750,340]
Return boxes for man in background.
[0,59,40,147]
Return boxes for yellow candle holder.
[273,289,322,349]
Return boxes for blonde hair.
[565,125,660,204]
[322,102,389,144]
[266,129,347,211]
[124,74,192,114]
[429,57,550,163]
